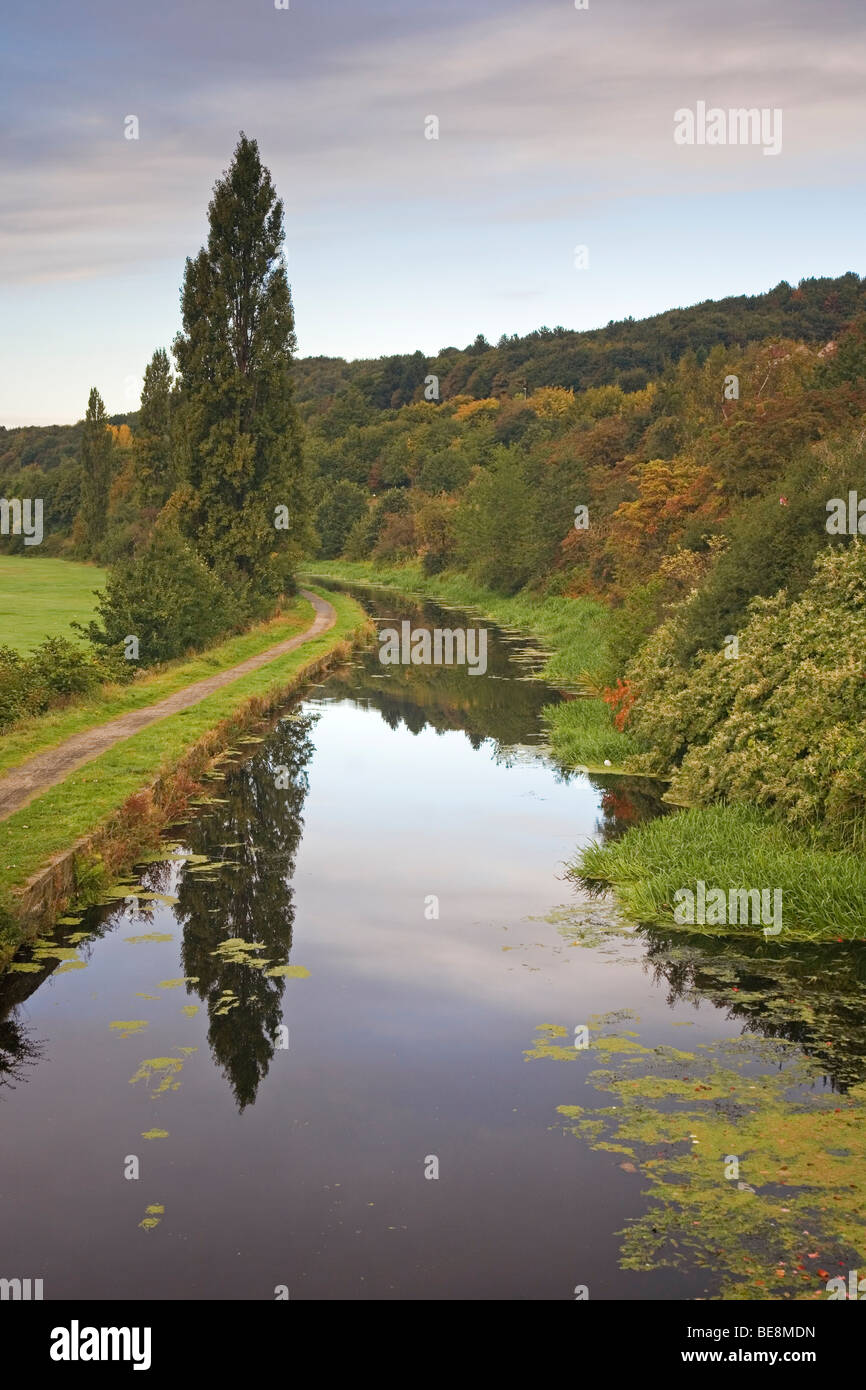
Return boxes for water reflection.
[161,715,316,1110]
[316,588,565,760]
[3,585,863,1300]
[642,926,866,1091]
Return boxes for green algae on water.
[110,1020,148,1038]
[129,1056,186,1094]
[139,1203,165,1231]
[527,1020,866,1300]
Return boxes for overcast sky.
[1,0,864,424]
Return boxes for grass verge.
[302,559,633,768]
[0,597,316,775]
[573,802,866,941]
[0,586,369,966]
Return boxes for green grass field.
[0,556,107,653]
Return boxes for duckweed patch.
[129,1056,186,1094]
[528,1020,866,1300]
[139,1203,164,1232]
[110,1020,148,1038]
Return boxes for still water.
[1,588,864,1300]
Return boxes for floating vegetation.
[214,991,240,1016]
[53,959,87,975]
[527,1018,866,1300]
[132,891,179,905]
[109,1020,148,1038]
[524,1024,577,1061]
[210,938,267,967]
[158,977,198,990]
[141,1130,169,1140]
[264,964,310,979]
[129,1056,186,1094]
[181,1005,199,1018]
[531,902,633,951]
[99,883,141,901]
[135,992,160,1000]
[8,961,42,973]
[139,1203,164,1232]
[124,933,174,945]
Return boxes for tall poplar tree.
[134,348,174,508]
[78,386,114,554]
[173,133,312,604]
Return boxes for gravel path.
[0,589,336,823]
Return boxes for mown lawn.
[0,556,107,653]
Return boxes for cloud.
[1,0,864,285]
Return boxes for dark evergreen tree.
[134,348,174,507]
[78,387,114,554]
[173,133,312,607]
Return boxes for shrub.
[77,527,237,665]
[0,637,134,732]
[624,539,866,848]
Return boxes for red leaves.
[602,677,637,731]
